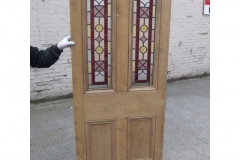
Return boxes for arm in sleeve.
[30,45,63,68]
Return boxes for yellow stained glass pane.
[140,46,147,53]
[87,25,91,37]
[108,4,111,16]
[132,61,135,72]
[96,46,103,54]
[88,62,91,73]
[108,42,111,53]
[153,6,155,17]
[133,26,136,37]
[96,24,103,32]
[151,42,154,52]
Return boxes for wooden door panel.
[86,120,117,160]
[128,117,155,160]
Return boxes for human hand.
[57,36,75,50]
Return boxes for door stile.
[70,0,86,159]
[154,0,172,159]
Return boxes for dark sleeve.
[30,45,63,68]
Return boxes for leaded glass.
[132,0,156,86]
[87,0,112,89]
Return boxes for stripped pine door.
[70,0,171,159]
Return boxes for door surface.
[70,0,171,159]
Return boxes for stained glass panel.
[87,0,112,89]
[132,0,156,86]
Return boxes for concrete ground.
[30,77,210,160]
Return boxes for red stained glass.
[132,0,156,85]
[87,0,112,88]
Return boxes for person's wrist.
[56,44,63,51]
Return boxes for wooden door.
[70,0,171,159]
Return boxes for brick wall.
[30,0,210,100]
[167,0,210,79]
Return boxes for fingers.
[58,36,75,49]
[65,35,71,41]
[67,41,75,46]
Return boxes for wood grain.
[86,120,116,160]
[128,117,155,160]
[155,0,172,160]
[81,0,88,93]
[70,0,86,159]
[117,118,127,160]
[83,91,162,120]
[111,0,117,91]
[116,0,129,92]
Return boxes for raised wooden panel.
[128,116,155,160]
[86,120,116,160]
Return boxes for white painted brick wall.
[168,0,210,79]
[30,0,210,100]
